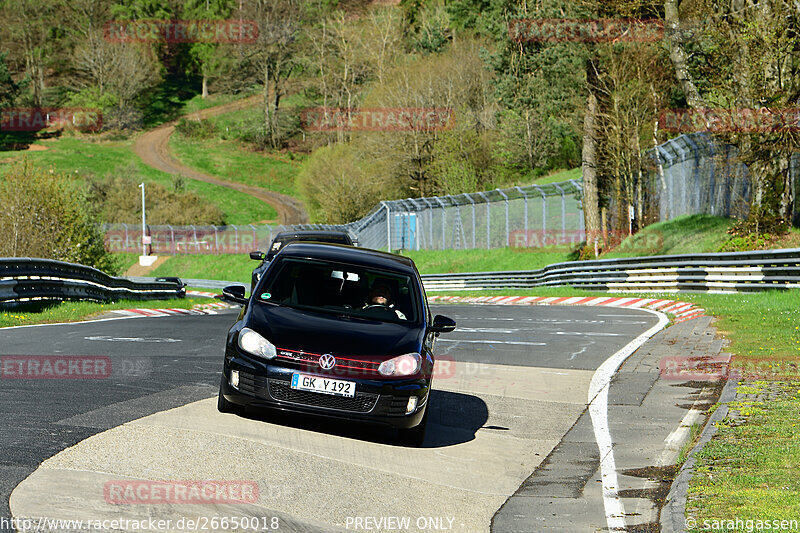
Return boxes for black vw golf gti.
[218,243,456,446]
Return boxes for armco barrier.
[421,248,800,293]
[126,248,800,295]
[0,258,186,305]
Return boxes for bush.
[297,143,393,224]
[175,118,217,140]
[88,168,226,226]
[0,159,120,274]
[718,207,788,252]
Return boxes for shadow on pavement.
[235,389,489,449]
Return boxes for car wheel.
[217,376,236,414]
[398,406,428,447]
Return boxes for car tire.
[398,406,428,447]
[217,376,236,414]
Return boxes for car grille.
[276,348,380,377]
[387,396,409,416]
[268,379,379,413]
[237,370,266,396]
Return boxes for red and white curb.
[427,295,706,323]
[110,301,236,318]
[187,290,220,298]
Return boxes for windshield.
[257,257,419,324]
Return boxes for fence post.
[381,202,391,252]
[170,225,175,254]
[249,224,257,253]
[477,192,491,249]
[684,134,701,214]
[656,145,675,220]
[534,185,546,243]
[462,193,477,249]
[515,187,529,245]
[421,198,435,247]
[553,183,566,240]
[496,188,510,247]
[434,197,447,250]
[569,180,585,241]
[704,134,717,216]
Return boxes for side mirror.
[249,251,266,261]
[221,285,248,305]
[430,315,456,334]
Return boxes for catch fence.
[104,133,798,254]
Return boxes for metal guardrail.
[422,248,800,293]
[0,258,186,306]
[125,248,800,295]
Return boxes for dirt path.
[133,95,309,225]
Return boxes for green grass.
[400,248,573,273]
[0,296,208,328]
[141,77,255,127]
[149,254,254,285]
[534,167,582,185]
[605,214,735,258]
[180,92,248,116]
[0,137,272,225]
[687,381,800,524]
[677,291,800,362]
[170,134,302,200]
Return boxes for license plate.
[291,373,355,398]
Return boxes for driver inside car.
[364,281,406,320]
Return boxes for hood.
[247,302,423,357]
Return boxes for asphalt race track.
[0,304,698,533]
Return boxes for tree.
[0,159,119,274]
[182,0,235,98]
[361,39,495,197]
[72,31,162,110]
[0,0,60,107]
[240,0,304,149]
[0,51,20,109]
[297,142,395,223]
[671,0,800,227]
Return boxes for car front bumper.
[221,352,429,429]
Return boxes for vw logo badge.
[319,354,336,370]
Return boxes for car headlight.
[238,327,277,360]
[378,352,421,377]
